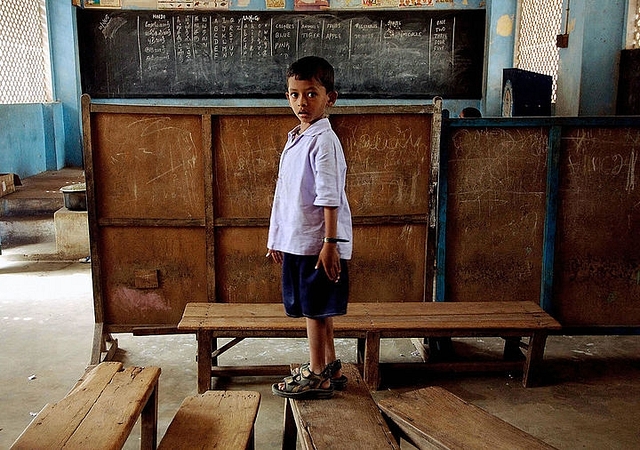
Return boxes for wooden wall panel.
[554,127,640,327]
[84,100,438,336]
[99,227,208,327]
[92,113,205,220]
[334,113,432,217]
[445,127,548,303]
[214,115,294,220]
[214,224,428,304]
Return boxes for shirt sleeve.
[312,134,342,207]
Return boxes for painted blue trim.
[434,110,451,303]
[540,126,561,314]
[446,116,640,128]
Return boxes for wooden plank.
[158,391,260,450]
[377,387,557,450]
[284,364,398,450]
[178,302,561,333]
[63,366,160,449]
[11,363,160,450]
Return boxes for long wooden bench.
[282,363,399,450]
[158,390,261,450]
[177,301,561,392]
[11,362,160,450]
[377,386,557,449]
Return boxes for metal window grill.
[633,2,640,48]
[515,0,563,103]
[0,0,52,104]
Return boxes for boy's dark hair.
[286,56,335,93]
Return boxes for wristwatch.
[322,237,349,243]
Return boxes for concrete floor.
[1,171,640,449]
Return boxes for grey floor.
[1,171,640,449]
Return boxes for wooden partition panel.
[554,127,640,327]
[444,127,548,303]
[91,113,206,221]
[212,110,435,304]
[83,97,439,335]
[86,107,210,330]
[99,227,208,326]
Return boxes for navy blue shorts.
[281,253,349,319]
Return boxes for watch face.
[502,80,513,117]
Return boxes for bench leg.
[282,398,297,450]
[363,331,381,390]
[357,337,365,364]
[522,332,549,388]
[197,330,213,393]
[140,380,159,450]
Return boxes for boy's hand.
[316,244,341,283]
[266,249,283,264]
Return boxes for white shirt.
[268,118,352,259]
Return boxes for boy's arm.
[316,206,342,282]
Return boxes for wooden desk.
[11,362,160,450]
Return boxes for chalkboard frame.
[77,9,486,99]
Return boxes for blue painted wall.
[556,0,626,116]
[0,0,82,179]
[0,104,59,176]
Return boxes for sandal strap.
[280,366,330,394]
[325,359,342,378]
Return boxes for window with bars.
[0,0,52,104]
[515,0,563,103]
[632,0,640,48]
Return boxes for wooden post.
[140,380,159,450]
[523,332,549,387]
[363,331,381,390]
[197,330,213,393]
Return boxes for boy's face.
[286,76,337,131]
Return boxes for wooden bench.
[158,390,261,450]
[177,301,561,392]
[377,386,557,449]
[11,362,160,450]
[282,363,399,450]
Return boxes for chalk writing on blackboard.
[78,9,485,98]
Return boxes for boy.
[267,56,352,399]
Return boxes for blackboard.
[77,9,485,99]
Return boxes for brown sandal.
[272,364,334,399]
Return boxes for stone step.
[0,215,55,247]
[0,168,84,217]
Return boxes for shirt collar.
[288,117,331,139]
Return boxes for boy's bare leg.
[306,317,331,389]
[323,317,343,379]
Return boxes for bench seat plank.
[178,301,560,391]
[11,362,160,450]
[377,387,557,450]
[179,302,560,334]
[283,363,399,450]
[158,391,260,450]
